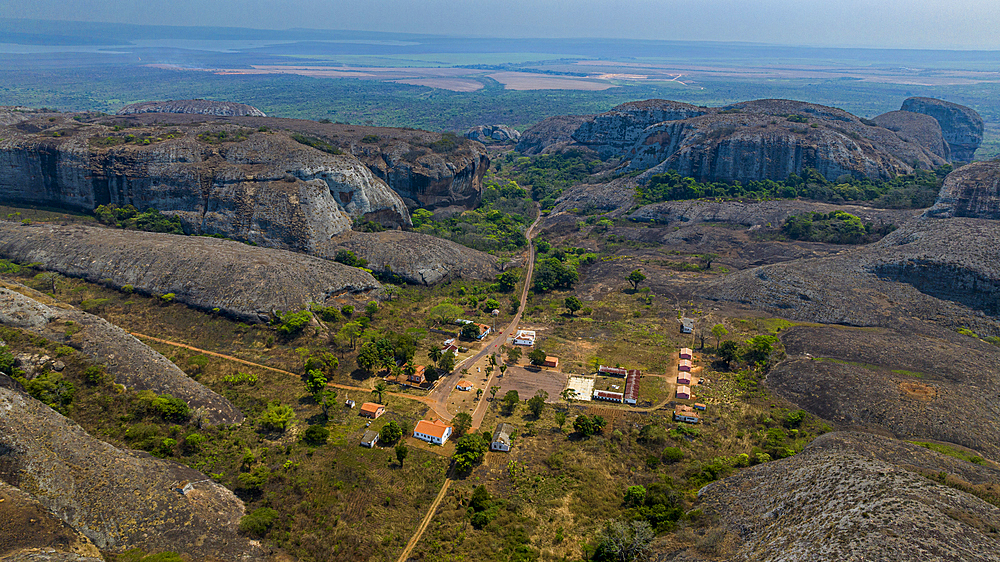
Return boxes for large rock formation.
[515,114,594,155]
[694,431,1000,562]
[0,222,381,322]
[465,124,520,144]
[0,480,103,562]
[0,281,244,425]
[0,111,410,251]
[873,109,950,160]
[900,97,983,161]
[0,383,264,561]
[319,230,498,285]
[520,99,948,182]
[117,99,266,117]
[924,160,1000,219]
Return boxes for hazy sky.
[4,0,1000,50]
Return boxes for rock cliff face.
[0,112,410,252]
[521,99,948,182]
[117,99,266,117]
[873,109,950,160]
[0,383,264,561]
[924,160,1000,219]
[0,222,381,322]
[0,281,244,425]
[900,97,983,161]
[694,432,1000,562]
[465,124,520,144]
[572,99,706,153]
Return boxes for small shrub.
[239,507,280,536]
[302,425,330,445]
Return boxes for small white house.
[673,405,700,424]
[414,419,453,445]
[491,422,515,452]
[360,430,379,448]
[680,318,694,334]
[513,330,536,346]
[457,380,474,391]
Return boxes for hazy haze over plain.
[3,0,999,50]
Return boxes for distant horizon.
[1,16,1000,54]
[2,0,999,51]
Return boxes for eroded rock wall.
[117,99,266,117]
[901,97,983,161]
[924,160,1000,219]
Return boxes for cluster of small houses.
[351,398,515,452]
[672,347,706,424]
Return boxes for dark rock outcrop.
[900,97,983,161]
[0,222,381,322]
[520,99,948,182]
[924,160,1000,219]
[701,215,1000,328]
[0,383,264,561]
[695,431,1000,562]
[465,124,520,143]
[0,281,243,425]
[516,115,594,155]
[117,99,265,117]
[0,112,410,251]
[319,230,498,285]
[873,109,950,160]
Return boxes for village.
[350,313,709,454]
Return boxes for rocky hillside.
[0,383,263,561]
[687,431,1000,562]
[319,230,498,285]
[117,99,266,117]
[0,110,411,251]
[0,281,243,425]
[872,109,950,160]
[900,97,984,161]
[465,124,520,144]
[519,98,954,182]
[0,222,382,322]
[925,160,1000,219]
[92,111,491,212]
[0,480,102,562]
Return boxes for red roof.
[623,369,640,402]
[599,365,627,376]
[360,402,384,414]
[415,419,452,439]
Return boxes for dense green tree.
[438,350,457,373]
[710,324,728,349]
[533,257,578,292]
[495,270,519,293]
[565,295,583,315]
[527,390,548,418]
[627,269,646,290]
[429,303,463,325]
[453,433,488,473]
[460,323,481,340]
[528,348,547,367]
[452,412,473,437]
[555,410,567,431]
[501,390,520,415]
[380,420,403,444]
[741,335,778,366]
[302,424,330,445]
[334,249,368,268]
[718,340,739,369]
[365,301,379,318]
[239,507,280,536]
[356,342,381,375]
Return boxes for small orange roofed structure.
[679,348,693,360]
[694,403,707,411]
[678,359,693,372]
[414,419,453,445]
[359,402,385,419]
[543,356,559,368]
[676,385,691,400]
[457,380,474,391]
[677,373,691,386]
